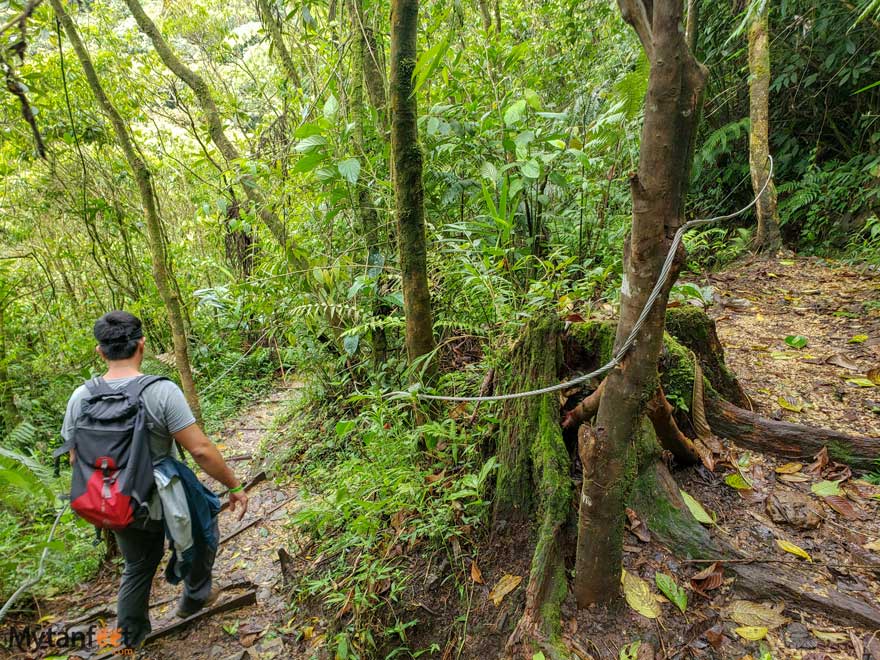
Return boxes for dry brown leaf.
[826,354,860,371]
[807,447,829,474]
[488,573,522,606]
[779,473,810,482]
[823,495,863,520]
[868,367,880,385]
[863,539,880,552]
[724,600,788,629]
[470,560,484,584]
[626,507,651,543]
[775,462,803,474]
[690,562,723,596]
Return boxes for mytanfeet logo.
[3,623,134,656]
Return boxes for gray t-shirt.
[61,376,196,461]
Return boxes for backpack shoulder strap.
[84,377,114,397]
[124,375,170,402]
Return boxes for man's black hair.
[93,311,144,361]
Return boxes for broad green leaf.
[342,334,360,356]
[725,473,752,490]
[294,135,328,153]
[655,572,687,613]
[680,489,716,525]
[335,420,356,437]
[784,335,808,349]
[846,377,875,387]
[777,395,804,412]
[524,88,541,110]
[849,334,869,343]
[323,94,339,119]
[480,161,498,181]
[337,158,361,184]
[520,159,540,179]
[413,33,452,95]
[504,99,527,126]
[811,480,843,497]
[293,150,325,173]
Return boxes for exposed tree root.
[646,385,701,465]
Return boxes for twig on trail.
[220,496,296,545]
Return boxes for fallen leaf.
[823,495,863,520]
[725,473,752,490]
[655,572,687,613]
[680,489,716,525]
[863,540,880,552]
[826,354,860,371]
[811,630,849,643]
[778,395,804,412]
[735,626,768,641]
[626,507,651,543]
[849,334,869,344]
[488,574,522,606]
[622,570,661,619]
[779,473,810,482]
[776,539,812,561]
[704,624,725,649]
[811,480,843,497]
[807,448,829,474]
[690,562,723,596]
[785,335,808,349]
[868,368,880,385]
[847,377,875,387]
[725,600,788,629]
[470,561,484,584]
[775,462,803,474]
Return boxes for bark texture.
[390,0,436,372]
[52,0,201,421]
[574,0,708,606]
[748,1,782,251]
[494,320,571,656]
[124,0,299,261]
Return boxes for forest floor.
[14,255,880,660]
[34,383,305,660]
[562,256,880,659]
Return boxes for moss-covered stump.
[494,319,572,656]
[665,306,748,406]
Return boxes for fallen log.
[706,396,880,469]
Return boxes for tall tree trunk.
[0,305,18,434]
[348,0,389,366]
[51,0,202,422]
[685,0,699,51]
[390,0,436,373]
[573,0,708,606]
[123,0,301,263]
[255,0,303,90]
[477,0,492,31]
[749,0,782,251]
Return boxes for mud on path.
[44,383,303,660]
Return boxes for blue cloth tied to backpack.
[153,457,220,584]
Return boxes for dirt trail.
[53,383,302,660]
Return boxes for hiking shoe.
[175,588,220,619]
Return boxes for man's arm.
[174,423,248,519]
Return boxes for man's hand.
[228,489,248,521]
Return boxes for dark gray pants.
[113,518,218,648]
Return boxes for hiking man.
[60,311,248,649]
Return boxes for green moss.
[567,320,616,363]
[666,306,711,344]
[629,464,715,560]
[660,332,698,409]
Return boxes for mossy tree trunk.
[124,0,301,264]
[573,0,708,606]
[349,0,390,367]
[390,0,436,374]
[749,0,782,251]
[494,320,571,657]
[52,0,202,422]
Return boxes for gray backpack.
[54,376,167,528]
